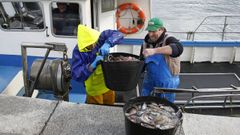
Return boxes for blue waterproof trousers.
[141,54,180,102]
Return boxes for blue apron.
[141,54,180,102]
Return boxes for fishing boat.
[0,0,240,115]
[1,0,240,135]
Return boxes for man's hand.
[99,43,111,56]
[90,55,104,69]
[143,48,156,57]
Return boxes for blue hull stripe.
[0,66,21,92]
[121,39,240,47]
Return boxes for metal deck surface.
[181,62,240,76]
[179,73,240,89]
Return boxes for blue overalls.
[141,54,180,102]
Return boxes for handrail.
[120,39,240,47]
[153,86,240,110]
[193,15,240,32]
[168,15,240,41]
[182,94,240,110]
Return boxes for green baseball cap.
[146,18,164,31]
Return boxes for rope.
[39,100,61,135]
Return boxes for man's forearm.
[155,45,172,55]
[142,45,172,57]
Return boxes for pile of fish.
[107,55,139,62]
[125,102,180,130]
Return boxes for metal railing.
[167,15,240,41]
[153,85,240,108]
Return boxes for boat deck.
[181,62,240,77]
[116,62,240,108]
[177,62,240,101]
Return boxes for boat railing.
[167,15,240,41]
[153,86,240,116]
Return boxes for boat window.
[0,2,44,30]
[101,0,115,12]
[51,2,81,36]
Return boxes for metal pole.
[28,49,51,96]
[136,84,140,97]
[154,87,240,93]
[183,94,240,109]
[221,16,228,41]
[21,46,30,96]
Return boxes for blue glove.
[90,55,104,69]
[99,43,111,56]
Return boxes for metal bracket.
[21,42,67,98]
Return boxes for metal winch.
[21,42,71,101]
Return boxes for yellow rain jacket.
[77,25,109,96]
[72,25,124,97]
[85,65,109,96]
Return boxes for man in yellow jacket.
[71,25,124,105]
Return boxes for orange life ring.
[116,3,146,34]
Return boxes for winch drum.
[30,59,69,94]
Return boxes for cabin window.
[0,2,44,30]
[101,0,115,12]
[51,2,81,36]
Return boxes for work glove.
[90,55,104,69]
[99,43,111,56]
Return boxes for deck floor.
[181,62,240,76]
[117,62,240,103]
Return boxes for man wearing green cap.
[140,18,183,102]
